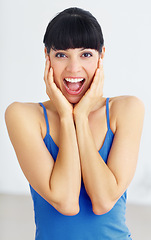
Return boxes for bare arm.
[43,57,81,214]
[5,58,81,216]
[75,96,144,214]
[73,61,145,214]
[5,102,81,216]
[50,114,81,214]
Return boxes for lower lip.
[63,80,85,95]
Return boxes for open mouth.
[63,78,85,95]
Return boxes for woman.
[5,7,145,240]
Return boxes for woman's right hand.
[44,56,73,119]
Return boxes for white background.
[0,0,151,205]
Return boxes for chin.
[67,95,82,105]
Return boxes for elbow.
[47,188,80,216]
[92,200,115,215]
[66,205,80,216]
[53,200,80,216]
[59,203,80,216]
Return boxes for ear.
[44,47,50,59]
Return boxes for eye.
[55,52,66,58]
[82,52,92,58]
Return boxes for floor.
[0,194,151,240]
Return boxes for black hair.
[43,7,104,54]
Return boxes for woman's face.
[48,48,102,104]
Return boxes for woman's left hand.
[74,59,104,119]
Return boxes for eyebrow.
[80,48,96,52]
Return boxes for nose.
[65,58,81,73]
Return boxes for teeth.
[65,78,84,83]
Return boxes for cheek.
[88,64,98,80]
[86,58,98,73]
[53,72,61,89]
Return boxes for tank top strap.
[39,103,50,135]
[106,97,111,130]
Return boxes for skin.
[5,46,145,216]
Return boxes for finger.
[98,63,104,95]
[99,57,104,68]
[94,66,101,84]
[44,59,49,83]
[99,58,104,80]
[94,60,104,93]
[48,67,54,85]
[44,57,51,82]
[47,67,59,93]
[90,68,101,91]
[86,59,103,93]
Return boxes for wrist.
[74,107,88,121]
[74,113,88,126]
[59,107,73,120]
[60,113,74,124]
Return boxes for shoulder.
[5,101,42,122]
[5,102,45,135]
[109,95,145,131]
[110,95,145,115]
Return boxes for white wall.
[1,0,151,204]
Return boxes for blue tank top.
[30,98,132,240]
